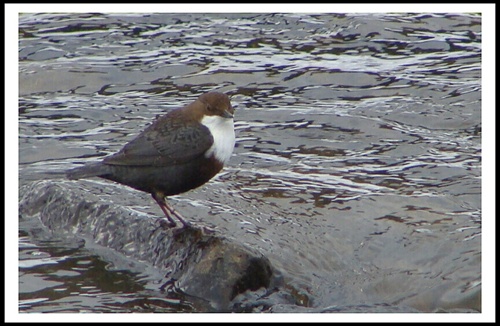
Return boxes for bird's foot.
[157,218,177,229]
[152,193,192,228]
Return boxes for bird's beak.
[222,109,234,119]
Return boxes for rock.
[19,180,282,311]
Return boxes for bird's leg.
[152,192,191,228]
[163,201,191,227]
[152,193,177,228]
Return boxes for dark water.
[18,13,481,313]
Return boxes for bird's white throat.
[201,115,235,165]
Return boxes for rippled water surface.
[18,13,481,313]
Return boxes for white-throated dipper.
[67,92,235,227]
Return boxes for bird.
[67,92,235,228]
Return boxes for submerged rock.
[19,180,283,311]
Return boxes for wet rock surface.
[19,180,286,312]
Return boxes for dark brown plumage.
[67,92,235,227]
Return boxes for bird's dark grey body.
[67,92,235,227]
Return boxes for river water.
[18,13,482,314]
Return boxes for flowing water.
[18,13,481,313]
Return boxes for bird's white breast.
[201,115,235,165]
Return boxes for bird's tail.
[66,162,110,180]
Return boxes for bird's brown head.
[198,92,234,119]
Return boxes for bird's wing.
[103,112,214,167]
